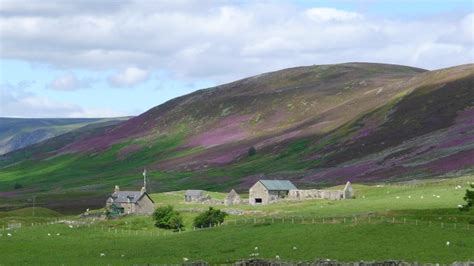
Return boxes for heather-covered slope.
[0,63,473,211]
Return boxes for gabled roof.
[109,191,154,204]
[259,180,297,191]
[185,190,204,197]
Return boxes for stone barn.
[249,180,297,205]
[106,185,154,215]
[224,189,241,206]
[184,190,208,202]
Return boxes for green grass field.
[0,176,473,264]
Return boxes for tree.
[152,205,184,231]
[193,207,227,228]
[13,182,23,190]
[248,146,257,157]
[460,183,474,211]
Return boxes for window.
[255,198,262,204]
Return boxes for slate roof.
[185,190,205,197]
[259,180,297,191]
[109,191,144,203]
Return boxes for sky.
[0,0,473,118]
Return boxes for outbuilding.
[249,180,297,205]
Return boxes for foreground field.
[0,176,473,264]
[1,221,473,264]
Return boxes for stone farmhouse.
[105,185,154,215]
[224,189,241,206]
[249,179,354,205]
[249,180,297,205]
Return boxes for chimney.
[114,185,120,193]
[141,185,146,194]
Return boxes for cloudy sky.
[0,0,473,118]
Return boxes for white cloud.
[47,73,94,91]
[0,1,472,84]
[0,82,125,118]
[305,8,363,22]
[108,67,150,87]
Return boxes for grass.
[0,221,472,264]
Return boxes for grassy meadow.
[0,175,473,264]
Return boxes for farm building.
[184,190,209,202]
[249,180,297,205]
[224,189,241,206]
[105,185,154,215]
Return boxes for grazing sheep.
[56,233,60,236]
[68,225,73,229]
[100,253,106,257]
[7,233,12,237]
[446,241,450,246]
[183,257,189,262]
[47,233,51,236]
[292,246,297,250]
[275,255,280,260]
[254,246,258,250]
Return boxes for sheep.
[446,241,450,246]
[293,246,297,250]
[68,225,74,229]
[47,233,51,236]
[183,257,189,262]
[56,233,60,236]
[7,233,12,237]
[254,246,258,250]
[100,253,106,257]
[275,255,280,260]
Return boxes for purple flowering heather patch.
[186,114,252,148]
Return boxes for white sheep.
[293,246,297,250]
[446,241,450,246]
[408,196,411,199]
[56,233,60,236]
[420,196,424,199]
[47,233,51,236]
[183,257,189,262]
[396,196,400,199]
[254,246,258,250]
[7,233,12,237]
[68,225,73,229]
[275,255,280,260]
[100,253,106,257]
[437,195,441,198]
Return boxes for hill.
[0,117,129,155]
[0,62,473,211]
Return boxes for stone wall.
[249,181,270,205]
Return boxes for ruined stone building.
[249,180,297,205]
[288,181,354,200]
[184,190,209,202]
[224,189,241,206]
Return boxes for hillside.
[0,62,473,211]
[0,117,129,155]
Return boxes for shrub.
[193,207,227,228]
[460,183,474,212]
[153,205,184,231]
[13,182,23,190]
[248,146,257,156]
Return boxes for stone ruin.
[288,181,354,201]
[224,189,241,206]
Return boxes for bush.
[460,183,474,212]
[193,207,227,228]
[153,205,184,231]
[248,146,257,156]
[13,182,23,190]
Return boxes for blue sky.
[0,0,473,118]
